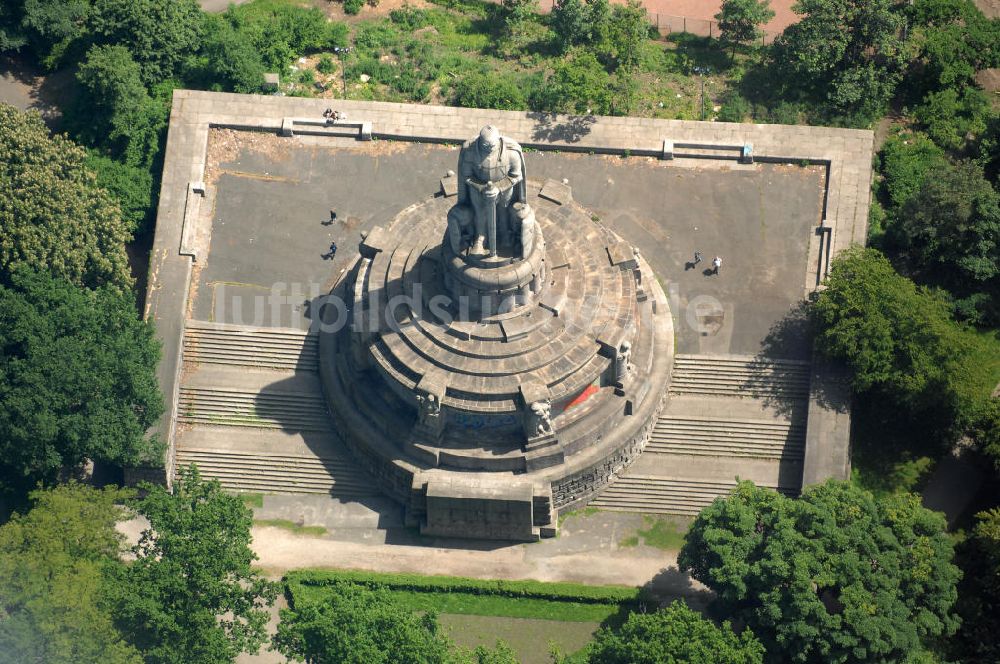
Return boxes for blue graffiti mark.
[451,412,519,430]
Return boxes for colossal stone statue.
[456,125,526,256]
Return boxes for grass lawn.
[284,569,644,661]
[254,518,327,536]
[440,614,598,664]
[286,569,645,624]
[620,515,690,550]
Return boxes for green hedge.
[285,569,645,605]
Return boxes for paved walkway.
[247,495,706,599]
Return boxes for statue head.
[478,125,500,153]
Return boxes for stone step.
[647,416,805,460]
[590,475,796,515]
[183,321,317,371]
[175,448,376,496]
[177,387,331,430]
[670,354,811,400]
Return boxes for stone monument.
[319,126,673,540]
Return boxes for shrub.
[317,54,335,74]
[224,0,348,70]
[286,569,644,605]
[83,151,156,238]
[876,131,948,213]
[915,86,991,150]
[194,14,266,94]
[344,0,365,14]
[452,72,527,110]
[390,4,432,29]
[717,90,751,122]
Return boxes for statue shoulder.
[460,138,478,151]
[502,137,524,154]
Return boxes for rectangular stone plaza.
[145,90,871,533]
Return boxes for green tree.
[0,104,133,290]
[0,483,141,664]
[531,50,611,115]
[18,0,91,68]
[274,581,456,664]
[587,600,764,664]
[190,15,266,94]
[473,641,521,664]
[910,1,1000,92]
[549,0,610,53]
[87,0,202,85]
[679,480,960,663]
[0,1,27,51]
[715,0,775,58]
[84,150,156,238]
[107,466,279,664]
[0,269,163,493]
[75,44,167,168]
[950,507,1000,663]
[875,132,949,215]
[774,0,905,121]
[915,86,991,150]
[606,0,648,71]
[498,0,539,51]
[810,247,968,408]
[897,160,1000,291]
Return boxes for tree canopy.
[586,600,764,664]
[75,44,167,168]
[898,160,1000,292]
[107,466,279,664]
[679,480,961,663]
[715,0,775,55]
[810,247,968,406]
[0,483,142,664]
[274,581,456,664]
[0,104,134,291]
[0,269,162,494]
[774,0,906,121]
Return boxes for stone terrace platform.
[143,91,871,529]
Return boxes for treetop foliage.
[0,268,163,494]
[679,480,960,663]
[0,483,142,664]
[0,104,134,291]
[108,466,279,664]
[715,0,775,52]
[774,0,906,120]
[585,600,764,664]
[274,581,457,664]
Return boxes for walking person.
[712,255,722,275]
[693,251,703,265]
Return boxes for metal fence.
[528,0,783,44]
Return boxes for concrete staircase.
[183,320,317,372]
[176,446,373,496]
[589,353,813,517]
[670,354,810,400]
[174,321,375,496]
[177,385,330,430]
[590,476,797,516]
[647,415,806,460]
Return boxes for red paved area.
[642,0,799,32]
[535,0,799,39]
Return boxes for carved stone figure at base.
[526,400,554,438]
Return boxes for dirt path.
[251,524,694,593]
